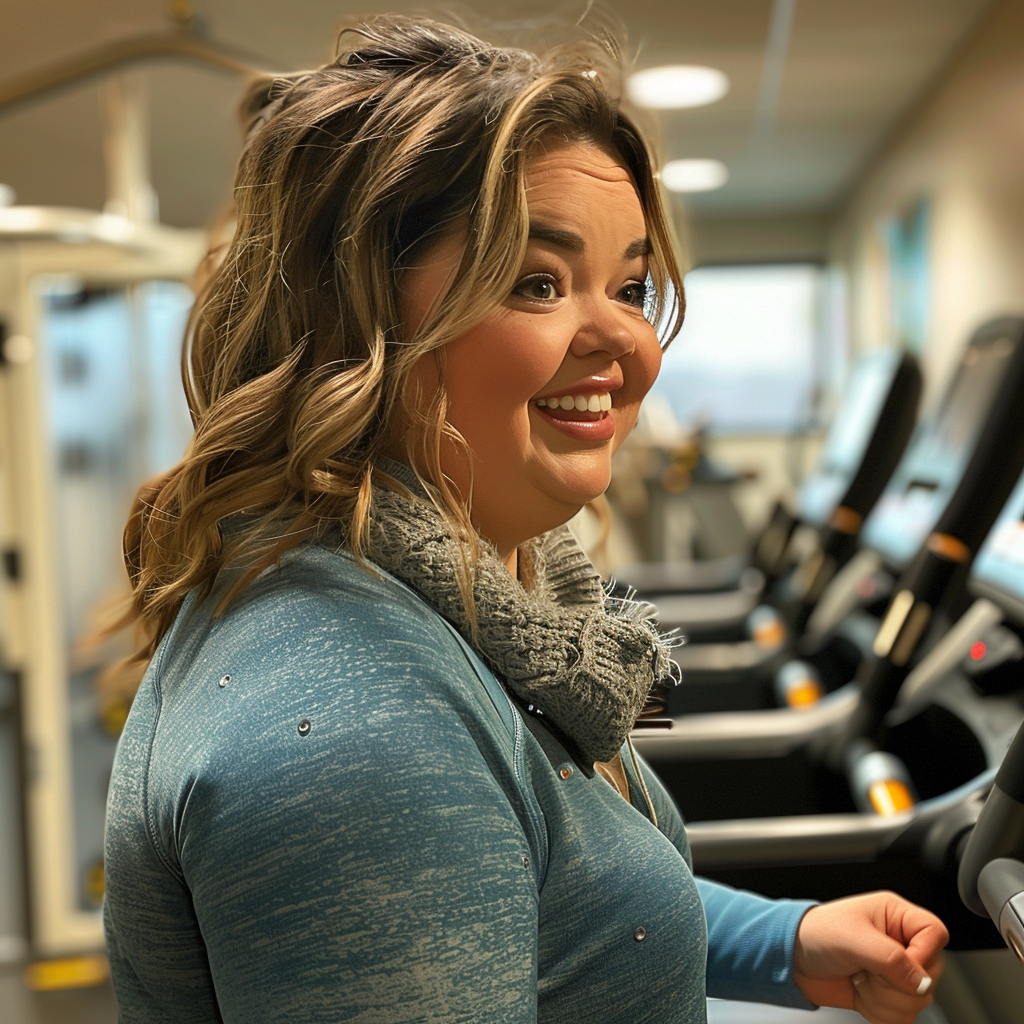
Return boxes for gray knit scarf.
[366,461,677,765]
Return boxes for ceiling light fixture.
[661,159,730,193]
[627,65,730,109]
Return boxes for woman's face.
[398,141,663,564]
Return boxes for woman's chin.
[546,473,611,514]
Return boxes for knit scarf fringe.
[366,469,678,764]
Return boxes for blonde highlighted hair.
[122,14,683,667]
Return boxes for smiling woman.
[391,143,663,568]
[102,14,947,1024]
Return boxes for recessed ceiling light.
[661,159,729,193]
[627,65,730,109]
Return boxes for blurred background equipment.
[4,1,1024,1022]
[635,444,1024,1012]
[0,1,274,1015]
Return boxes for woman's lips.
[532,402,616,441]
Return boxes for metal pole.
[101,74,158,226]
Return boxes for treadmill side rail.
[687,811,909,869]
[631,684,859,760]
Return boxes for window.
[651,263,826,434]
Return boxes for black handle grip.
[831,548,966,763]
[786,530,862,635]
[754,501,799,581]
[959,722,1024,916]
[817,528,861,573]
[839,352,923,521]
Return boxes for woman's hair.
[121,13,684,665]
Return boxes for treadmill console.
[973,471,1024,625]
[861,329,1017,568]
[797,348,901,527]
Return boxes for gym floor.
[0,966,116,1024]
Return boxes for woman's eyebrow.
[528,223,585,254]
[527,223,651,262]
[623,237,651,260]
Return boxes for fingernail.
[916,976,932,995]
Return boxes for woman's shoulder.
[130,539,530,819]
[111,543,549,913]
[136,542,523,757]
[237,541,455,639]
[158,542,470,685]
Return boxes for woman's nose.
[569,298,638,360]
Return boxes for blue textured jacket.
[104,544,817,1022]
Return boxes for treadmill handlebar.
[976,859,1024,964]
[835,547,966,756]
[839,320,1024,774]
[959,722,1024,918]
[974,860,1024,962]
[787,353,922,632]
[788,529,861,634]
[844,319,1024,745]
[838,351,923,521]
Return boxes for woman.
[104,15,947,1023]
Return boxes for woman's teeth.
[535,393,612,413]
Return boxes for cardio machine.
[634,448,1024,957]
[618,347,921,634]
[622,347,921,595]
[658,318,1024,718]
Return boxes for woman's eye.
[514,275,560,302]
[620,282,649,308]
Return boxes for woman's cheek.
[626,330,664,408]
[611,333,662,453]
[637,326,664,393]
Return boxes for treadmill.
[634,452,1024,954]
[804,318,1023,644]
[617,347,921,604]
[662,318,1024,717]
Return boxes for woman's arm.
[634,750,947,1018]
[107,565,545,1024]
[180,673,542,1022]
[697,877,819,1008]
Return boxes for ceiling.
[0,0,996,228]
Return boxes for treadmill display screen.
[861,334,1015,567]
[973,471,1024,604]
[797,349,899,527]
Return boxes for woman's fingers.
[899,903,950,971]
[851,969,936,1024]
[871,934,932,994]
[869,892,948,995]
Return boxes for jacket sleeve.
[181,685,541,1023]
[106,577,545,1024]
[697,878,818,1008]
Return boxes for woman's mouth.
[535,392,613,414]
[532,391,616,441]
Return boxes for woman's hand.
[793,891,949,1024]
